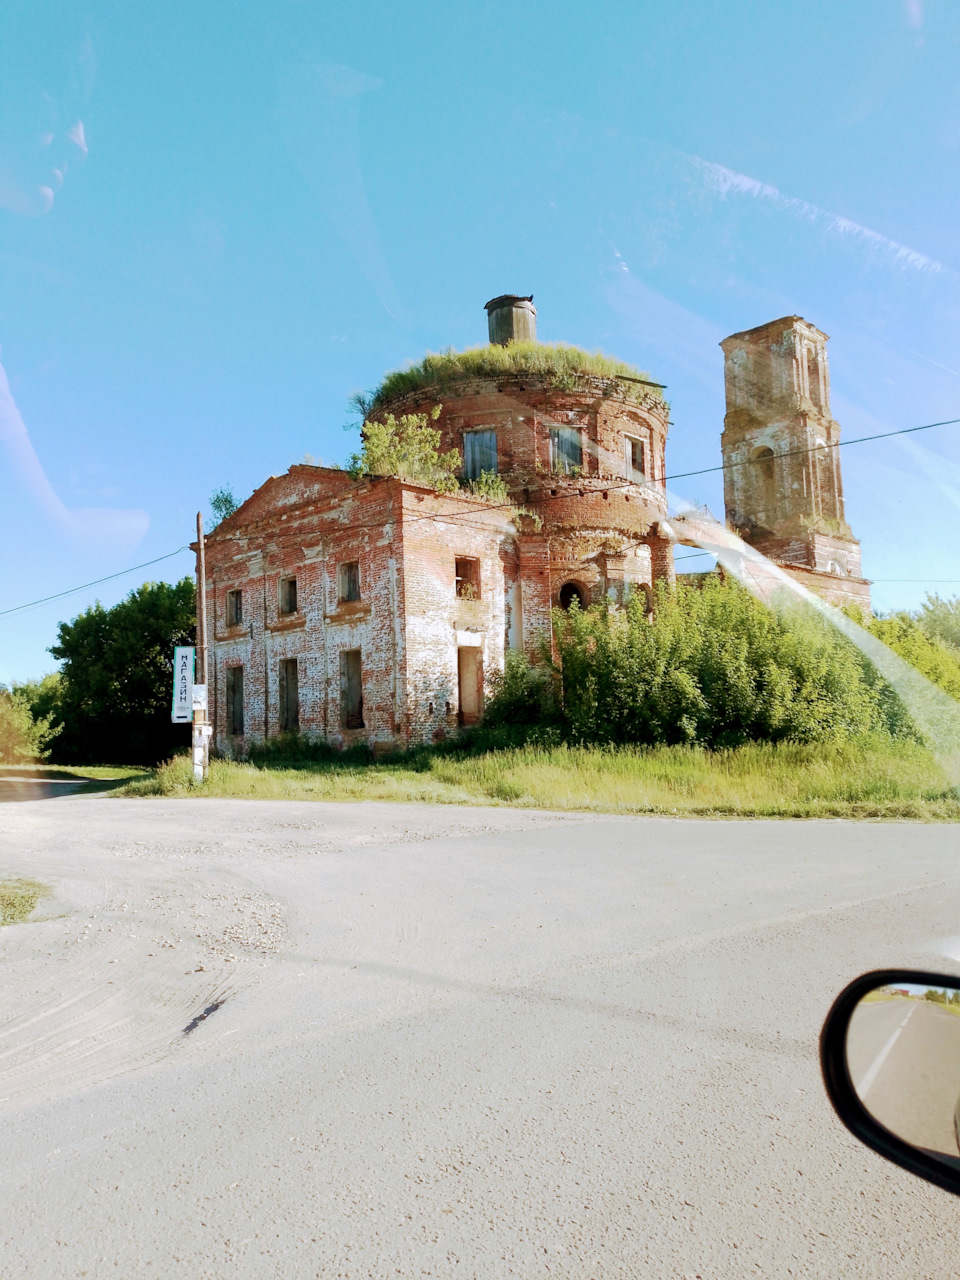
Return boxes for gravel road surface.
[2,797,960,1278]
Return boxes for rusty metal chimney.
[484,294,537,345]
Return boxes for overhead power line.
[664,415,960,482]
[0,547,192,620]
[4,412,959,622]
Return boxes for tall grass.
[369,341,664,410]
[119,737,959,820]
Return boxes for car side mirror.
[821,969,960,1197]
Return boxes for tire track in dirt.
[0,861,285,1110]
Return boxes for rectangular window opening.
[338,561,360,603]
[226,589,243,627]
[463,428,498,480]
[340,649,364,730]
[549,427,582,474]
[225,665,244,736]
[279,658,300,733]
[455,557,481,600]
[624,435,645,483]
[457,647,483,726]
[279,576,298,615]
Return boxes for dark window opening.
[625,435,645,483]
[457,647,482,725]
[338,561,360,603]
[279,576,298,615]
[279,658,299,732]
[753,445,775,484]
[549,427,582,474]
[806,348,822,409]
[455,557,481,600]
[340,649,364,729]
[559,581,586,611]
[226,666,244,736]
[463,428,498,479]
[226,589,243,627]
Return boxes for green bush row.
[479,579,960,750]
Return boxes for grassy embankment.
[0,878,50,926]
[116,737,960,820]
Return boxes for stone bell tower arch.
[719,315,871,611]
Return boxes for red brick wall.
[396,488,509,742]
[376,375,669,491]
[202,470,515,753]
[200,446,677,752]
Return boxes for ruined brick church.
[199,298,870,752]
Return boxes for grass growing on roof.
[364,341,665,411]
[117,737,959,820]
[0,877,50,926]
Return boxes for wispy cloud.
[904,0,923,30]
[694,158,945,276]
[604,250,723,391]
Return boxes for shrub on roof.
[357,341,665,412]
[348,406,462,493]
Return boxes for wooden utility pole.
[193,511,211,780]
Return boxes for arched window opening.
[751,445,776,521]
[559,581,586,611]
[805,347,822,410]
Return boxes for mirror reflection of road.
[848,997,960,1158]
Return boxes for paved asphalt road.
[2,796,960,1278]
[848,997,960,1157]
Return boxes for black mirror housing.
[821,969,960,1197]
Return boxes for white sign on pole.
[172,646,195,723]
[192,684,208,711]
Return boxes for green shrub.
[476,652,565,748]
[463,470,509,502]
[244,733,374,768]
[556,579,895,747]
[482,579,904,749]
[348,405,461,494]
[868,612,960,698]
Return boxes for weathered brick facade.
[197,303,871,754]
[200,379,674,752]
[720,315,871,611]
[201,473,527,753]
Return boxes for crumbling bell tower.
[719,315,871,611]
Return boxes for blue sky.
[2,0,959,681]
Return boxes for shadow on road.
[0,772,135,802]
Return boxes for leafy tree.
[46,578,196,765]
[914,593,960,653]
[348,406,461,493]
[0,684,58,762]
[210,485,239,525]
[866,611,960,701]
